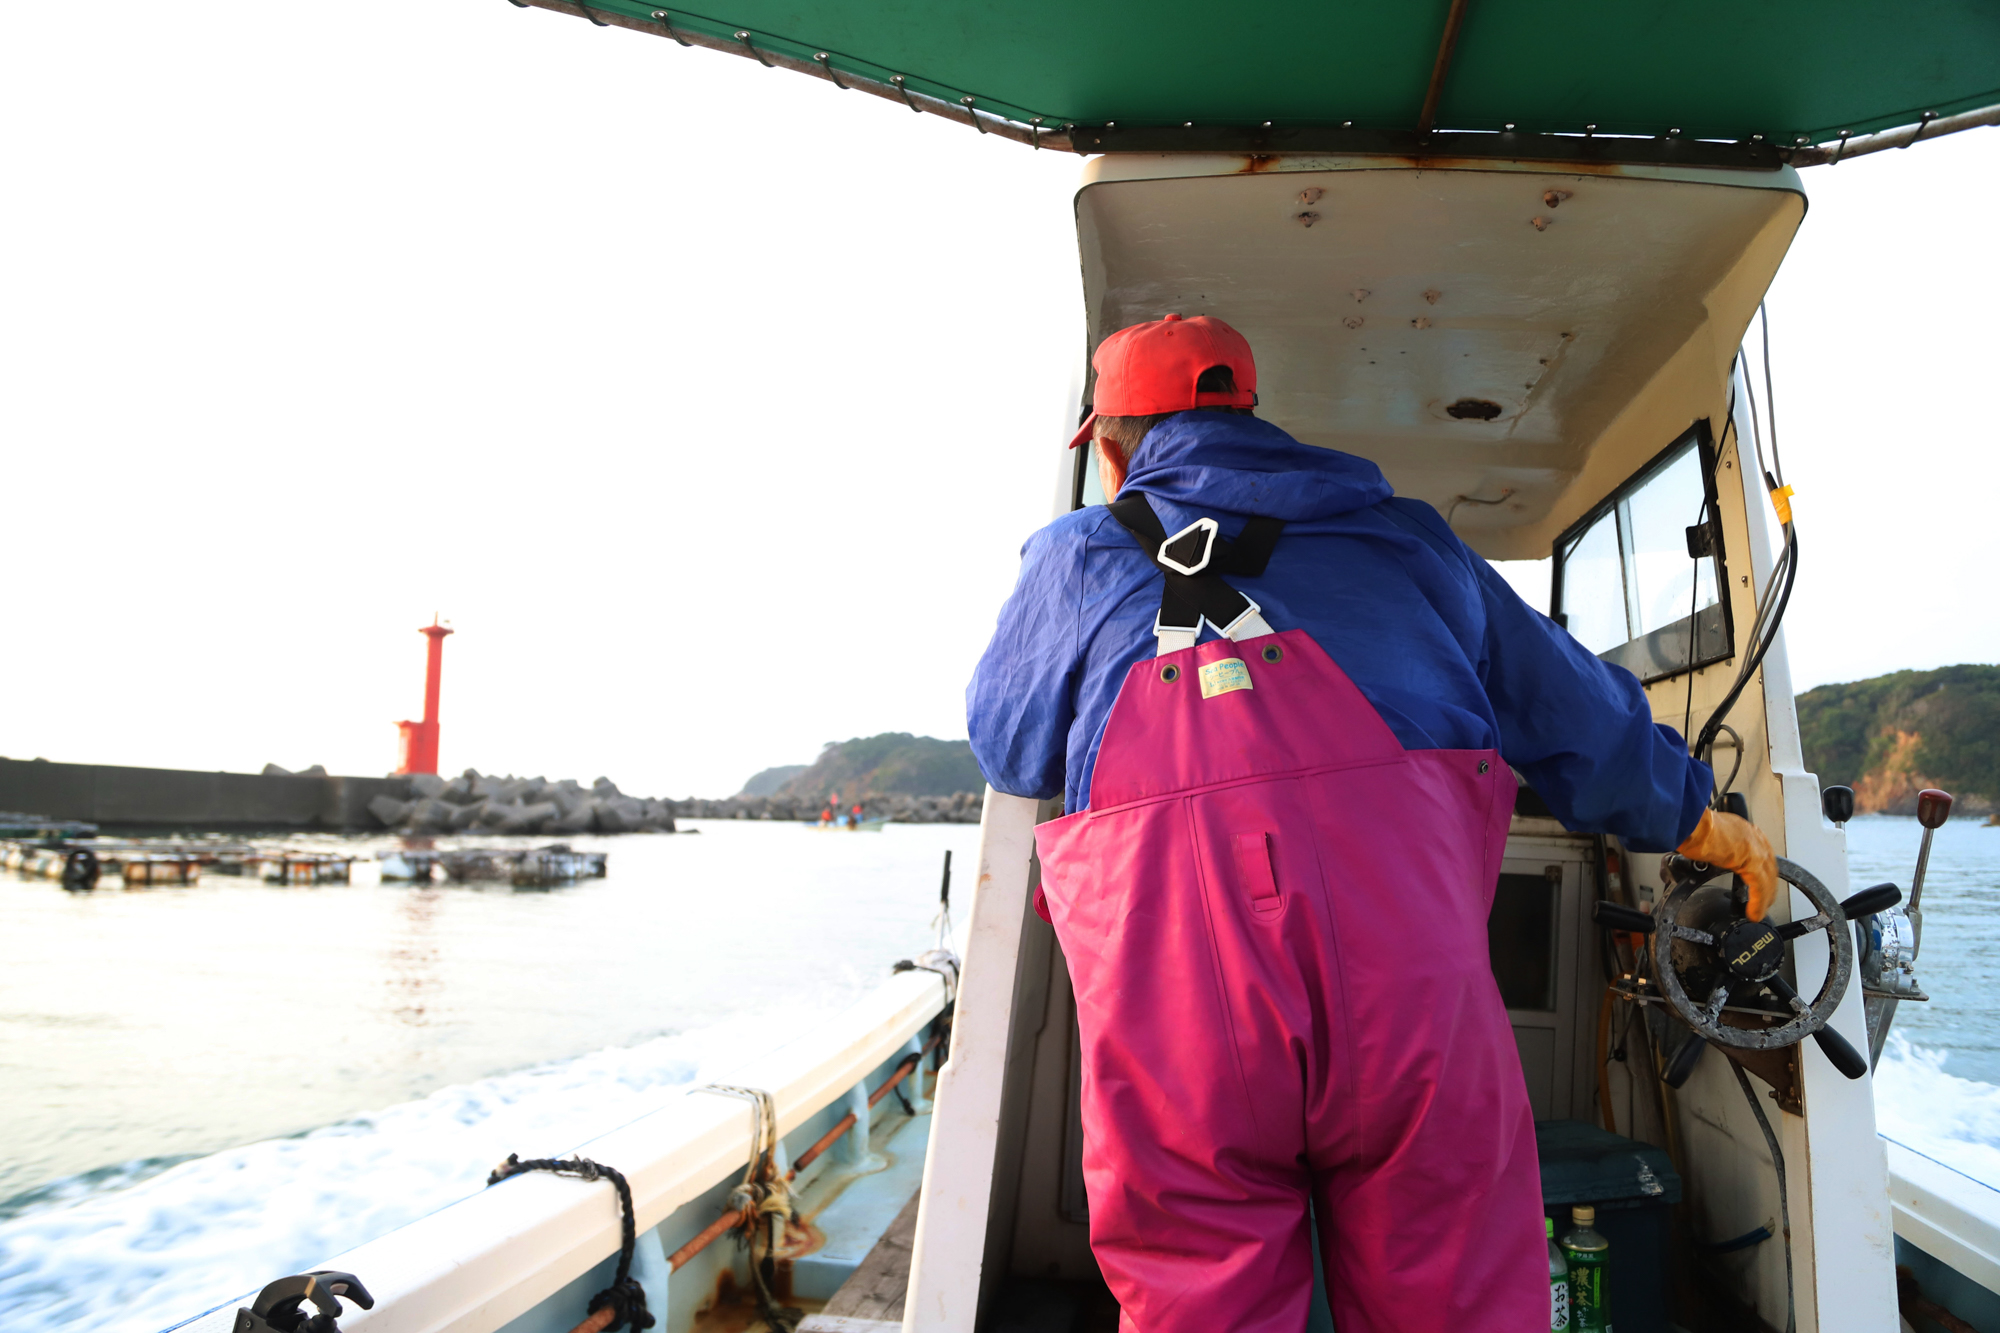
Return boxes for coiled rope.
[692,1085,804,1332]
[486,1155,656,1333]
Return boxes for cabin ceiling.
[1074,159,1804,554]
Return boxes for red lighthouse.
[395,617,454,776]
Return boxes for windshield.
[1553,430,1730,681]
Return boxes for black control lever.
[1592,901,1656,934]
[1663,1034,1707,1088]
[1840,883,1902,919]
[1812,1024,1871,1080]
[1822,785,1855,827]
[1765,974,1869,1080]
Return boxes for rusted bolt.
[1543,189,1572,208]
[1350,288,1370,303]
[1299,187,1324,204]
[1411,317,1431,329]
[1447,398,1503,420]
[1531,216,1552,231]
[1342,315,1364,330]
[1423,289,1442,305]
[1296,211,1321,227]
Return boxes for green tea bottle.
[1561,1204,1610,1332]
[1548,1216,1571,1332]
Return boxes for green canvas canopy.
[519,0,1999,162]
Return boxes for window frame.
[1549,421,1735,685]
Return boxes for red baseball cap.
[1068,314,1258,449]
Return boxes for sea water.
[1851,814,2000,1181]
[1,815,1995,1333]
[0,820,979,1333]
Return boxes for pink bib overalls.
[1032,533,1547,1332]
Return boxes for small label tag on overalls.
[1198,657,1254,699]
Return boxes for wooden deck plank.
[810,1189,921,1325]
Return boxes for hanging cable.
[1761,304,1786,488]
[1709,723,1744,801]
[1731,1062,1796,1333]
[1692,346,1797,768]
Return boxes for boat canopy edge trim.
[511,0,1074,151]
[504,0,2000,169]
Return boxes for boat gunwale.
[161,969,950,1333]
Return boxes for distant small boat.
[803,817,888,832]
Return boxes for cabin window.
[1551,425,1732,683]
[1489,869,1559,1012]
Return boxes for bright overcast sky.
[2,2,1995,798]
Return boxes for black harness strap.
[1105,494,1284,635]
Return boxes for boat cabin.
[904,150,1882,1333]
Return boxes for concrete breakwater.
[369,778,985,832]
[675,790,985,824]
[0,757,405,831]
[0,756,985,833]
[369,772,678,835]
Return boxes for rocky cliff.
[1796,664,2000,816]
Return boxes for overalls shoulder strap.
[1104,494,1284,656]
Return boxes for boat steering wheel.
[1598,855,1895,1080]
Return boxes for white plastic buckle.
[1217,599,1268,640]
[1156,517,1220,576]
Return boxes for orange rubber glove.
[1677,808,1778,921]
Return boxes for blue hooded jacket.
[965,412,1711,851]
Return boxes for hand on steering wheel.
[1676,808,1778,920]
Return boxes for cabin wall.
[1001,934,1099,1280]
[1489,194,1801,561]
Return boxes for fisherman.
[965,314,1774,1332]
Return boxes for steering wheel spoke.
[1777,911,1831,941]
[1763,974,1812,1017]
[1668,923,1717,947]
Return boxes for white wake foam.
[0,1012,794,1333]
[1875,1034,2000,1188]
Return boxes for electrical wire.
[1710,723,1744,802]
[1694,520,1795,766]
[1692,351,1796,767]
[1761,303,1786,488]
[1732,1061,1797,1333]
[1445,488,1514,527]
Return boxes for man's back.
[966,409,1706,851]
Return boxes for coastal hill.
[767,733,985,804]
[676,734,986,825]
[1797,664,1999,816]
[738,765,807,798]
